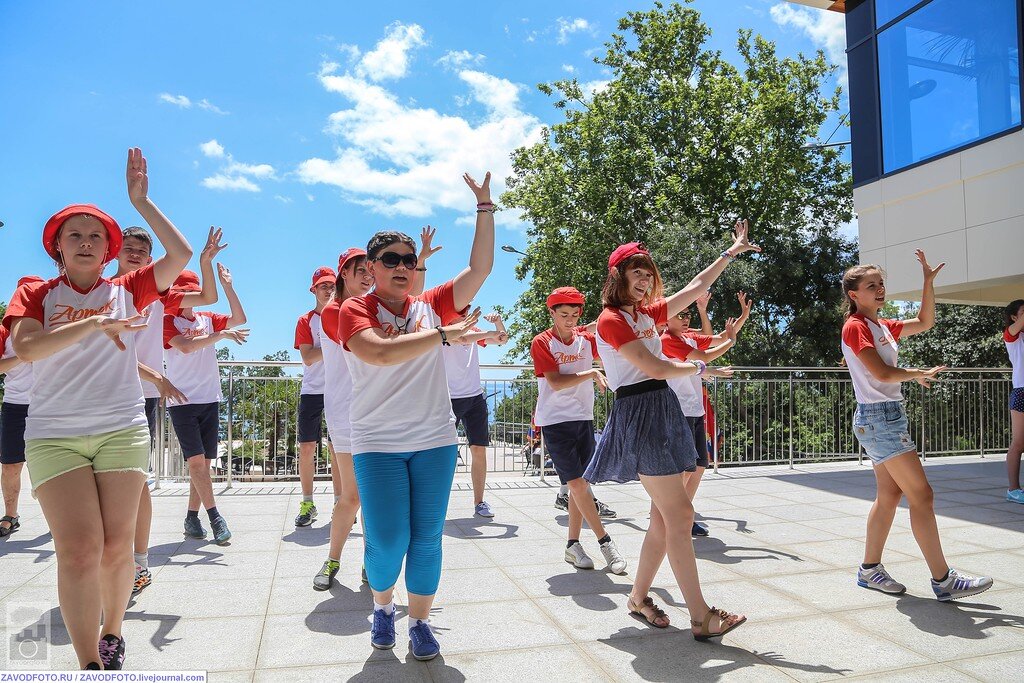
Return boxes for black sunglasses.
[375,251,418,269]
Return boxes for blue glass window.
[875,0,924,28]
[878,0,1021,173]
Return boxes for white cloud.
[338,43,362,63]
[274,195,294,203]
[297,56,543,224]
[581,79,610,96]
[561,64,576,74]
[355,22,427,82]
[770,3,847,88]
[200,139,225,158]
[159,92,228,114]
[437,50,485,69]
[202,175,260,192]
[557,17,592,44]
[225,161,276,179]
[306,193,316,202]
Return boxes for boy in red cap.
[163,263,248,544]
[294,266,338,527]
[530,286,625,573]
[115,225,224,594]
[4,148,193,669]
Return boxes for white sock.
[410,618,429,631]
[373,600,395,615]
[559,485,568,495]
[134,552,148,570]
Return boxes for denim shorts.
[853,401,917,465]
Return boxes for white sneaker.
[600,539,627,574]
[564,541,594,569]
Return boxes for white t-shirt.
[1005,327,1024,388]
[0,326,33,405]
[662,331,713,417]
[163,311,229,406]
[295,310,327,395]
[530,326,599,426]
[320,300,354,451]
[442,332,485,400]
[841,314,905,404]
[339,281,460,454]
[2,267,160,439]
[596,300,668,391]
[135,290,184,399]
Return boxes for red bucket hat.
[310,266,337,292]
[337,248,367,273]
[172,270,201,293]
[608,242,649,270]
[546,286,586,309]
[42,204,123,264]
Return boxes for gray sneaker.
[857,564,906,594]
[594,498,617,519]
[931,568,993,602]
[211,516,232,545]
[564,541,595,569]
[599,539,627,574]
[313,560,340,591]
[554,493,569,511]
[183,515,206,539]
[474,501,495,518]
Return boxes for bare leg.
[327,452,360,561]
[567,478,606,539]
[408,592,435,621]
[1,462,24,525]
[1008,410,1024,491]
[186,457,217,511]
[134,484,152,557]
[328,442,341,499]
[470,444,487,505]
[566,482,583,541]
[95,471,146,637]
[298,441,316,499]
[863,461,902,565]
[683,465,705,501]
[629,501,667,603]
[187,478,200,513]
[878,451,948,580]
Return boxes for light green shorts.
[25,426,150,491]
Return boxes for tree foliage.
[500,0,855,366]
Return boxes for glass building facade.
[848,0,1022,185]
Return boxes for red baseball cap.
[608,242,649,270]
[172,270,201,293]
[337,248,367,273]
[17,275,44,289]
[310,266,337,292]
[42,204,123,264]
[546,286,585,309]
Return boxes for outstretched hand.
[917,365,947,387]
[98,314,148,351]
[728,219,761,256]
[737,291,752,316]
[445,307,482,341]
[706,366,734,379]
[223,328,250,344]
[724,317,738,342]
[201,227,228,262]
[463,172,492,204]
[915,249,945,282]
[217,263,233,287]
[591,369,609,393]
[419,226,443,261]
[127,148,149,204]
[696,290,711,312]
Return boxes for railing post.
[538,428,545,483]
[226,368,234,490]
[919,380,926,462]
[154,398,164,490]
[788,372,794,470]
[712,376,719,474]
[978,376,985,458]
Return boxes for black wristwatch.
[437,326,450,346]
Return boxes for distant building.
[788,0,1022,304]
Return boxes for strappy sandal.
[627,595,670,628]
[691,606,746,641]
[0,515,20,538]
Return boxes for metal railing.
[150,363,1013,486]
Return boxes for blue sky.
[0,0,848,366]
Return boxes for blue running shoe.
[1006,489,1024,504]
[183,515,206,539]
[211,516,232,545]
[932,567,993,602]
[409,620,440,661]
[370,608,396,650]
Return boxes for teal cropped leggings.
[353,444,459,596]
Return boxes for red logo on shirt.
[636,327,657,340]
[180,325,207,339]
[49,300,116,326]
[554,351,584,365]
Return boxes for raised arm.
[180,227,225,308]
[665,219,761,318]
[482,312,509,345]
[452,173,494,311]
[347,309,481,366]
[686,319,737,363]
[412,226,443,297]
[127,148,193,292]
[217,264,247,327]
[1010,309,1024,337]
[617,339,731,381]
[901,250,945,337]
[695,291,713,335]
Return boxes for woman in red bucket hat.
[3,148,193,670]
[583,220,759,640]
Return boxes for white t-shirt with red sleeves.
[1005,327,1024,388]
[2,266,160,439]
[530,326,599,426]
[135,290,184,399]
[841,314,905,404]
[319,300,355,451]
[339,281,460,454]
[662,331,712,417]
[596,300,668,391]
[442,330,486,400]
[163,311,229,406]
[0,326,33,405]
[295,310,326,395]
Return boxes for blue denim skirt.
[853,401,917,465]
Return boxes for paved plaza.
[1,455,1023,681]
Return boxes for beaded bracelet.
[693,359,707,376]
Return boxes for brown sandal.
[691,606,746,641]
[627,595,670,628]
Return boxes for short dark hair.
[550,303,583,313]
[1004,299,1024,328]
[366,231,416,260]
[121,226,153,254]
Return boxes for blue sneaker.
[370,608,396,650]
[1007,489,1024,504]
[931,567,994,602]
[409,620,440,661]
[183,515,206,539]
[211,516,232,545]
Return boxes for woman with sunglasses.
[339,172,494,661]
[584,222,758,640]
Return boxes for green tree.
[501,0,854,366]
[898,303,1007,369]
